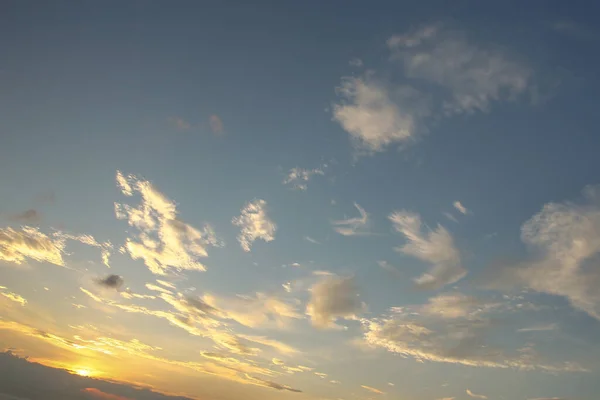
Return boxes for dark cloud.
[95,275,124,290]
[0,352,192,400]
[7,210,41,224]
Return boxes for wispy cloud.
[7,209,42,224]
[389,211,465,289]
[95,275,124,290]
[283,166,325,190]
[0,226,65,267]
[114,171,222,275]
[169,116,191,131]
[486,185,600,320]
[466,389,488,399]
[209,114,224,135]
[517,323,558,333]
[232,199,276,252]
[304,236,321,245]
[332,202,371,236]
[453,201,469,215]
[0,286,27,306]
[333,24,533,153]
[361,385,385,395]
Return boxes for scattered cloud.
[377,260,402,278]
[209,115,224,135]
[0,226,65,267]
[387,24,531,115]
[443,212,458,223]
[349,58,363,67]
[334,24,532,153]
[332,202,371,236]
[333,76,420,152]
[7,209,42,224]
[95,275,124,290]
[517,323,558,333]
[232,199,276,252]
[486,185,600,319]
[283,166,325,190]
[304,236,321,245]
[145,283,173,294]
[527,398,567,400]
[389,211,465,289]
[114,171,222,275]
[0,286,27,306]
[466,389,488,399]
[169,116,191,131]
[307,275,365,329]
[361,301,583,372]
[361,385,385,395]
[453,201,469,215]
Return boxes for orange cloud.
[82,387,134,400]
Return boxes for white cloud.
[283,166,325,190]
[232,199,276,252]
[349,58,364,67]
[361,308,583,372]
[332,77,420,152]
[388,24,531,115]
[333,24,532,154]
[517,323,558,333]
[209,114,224,135]
[332,202,371,236]
[304,236,321,245]
[114,171,223,275]
[466,389,488,399]
[453,201,469,215]
[420,292,490,319]
[0,226,65,267]
[361,385,385,395]
[307,275,365,329]
[389,211,466,289]
[489,186,600,319]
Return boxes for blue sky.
[2,1,600,400]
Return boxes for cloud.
[82,388,134,400]
[466,389,488,399]
[0,226,65,267]
[145,283,173,294]
[333,24,532,153]
[332,77,419,152]
[169,116,191,131]
[420,293,490,319]
[232,199,276,252]
[155,280,177,290]
[7,209,41,224]
[307,275,365,329]
[0,286,27,306]
[114,171,222,275]
[487,185,600,319]
[202,292,302,329]
[95,275,124,290]
[517,323,558,333]
[453,201,469,215]
[55,232,112,268]
[389,211,465,289]
[283,167,325,190]
[361,303,583,372]
[332,203,371,236]
[209,115,224,135]
[527,398,567,400]
[243,375,301,392]
[349,58,363,67]
[387,24,531,115]
[443,212,458,223]
[361,385,385,395]
[304,236,320,245]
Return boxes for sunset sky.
[2,1,600,400]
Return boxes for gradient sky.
[2,1,600,400]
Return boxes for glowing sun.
[74,368,92,377]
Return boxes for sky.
[1,1,600,400]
